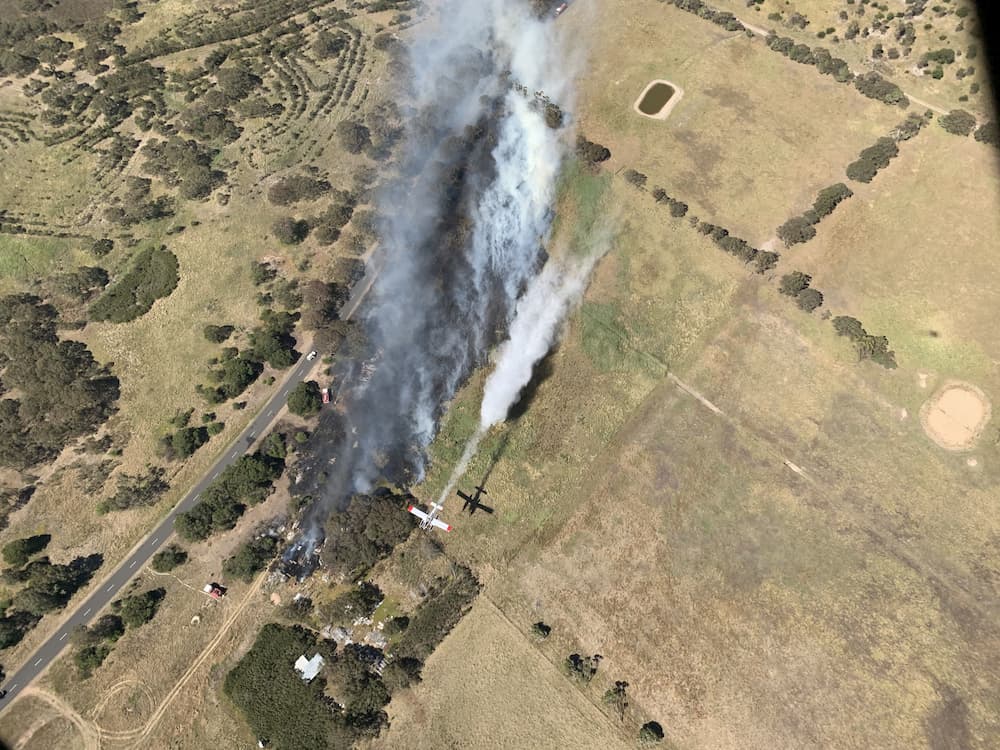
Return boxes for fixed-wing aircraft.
[457,485,494,515]
[407,501,452,532]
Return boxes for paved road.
[0,255,381,713]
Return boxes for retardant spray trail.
[437,251,608,507]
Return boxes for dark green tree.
[114,588,165,628]
[2,534,51,567]
[288,380,322,417]
[796,288,824,312]
[779,272,812,296]
[74,643,110,678]
[151,544,188,572]
[939,109,977,136]
[223,535,278,582]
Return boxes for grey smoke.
[297,0,576,544]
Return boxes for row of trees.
[695,221,780,274]
[765,34,853,83]
[561,649,664,742]
[779,271,824,313]
[833,316,897,368]
[174,452,284,541]
[665,0,745,32]
[776,183,853,247]
[846,137,899,183]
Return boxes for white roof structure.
[294,653,325,682]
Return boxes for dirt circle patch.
[93,680,156,734]
[920,382,991,451]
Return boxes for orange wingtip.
[407,505,415,512]
[445,525,452,532]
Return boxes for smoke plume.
[436,250,608,506]
[295,0,577,549]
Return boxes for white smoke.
[480,258,596,428]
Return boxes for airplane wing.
[430,517,452,532]
[407,504,429,522]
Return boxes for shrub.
[796,288,824,312]
[754,251,780,274]
[75,644,110,678]
[531,621,552,639]
[113,588,165,628]
[151,544,188,572]
[272,217,310,245]
[90,614,125,642]
[640,721,666,744]
[203,324,234,343]
[89,245,179,323]
[288,380,322,417]
[776,216,817,247]
[336,120,371,155]
[974,122,999,148]
[832,316,896,368]
[891,112,929,141]
[2,534,51,567]
[780,272,811,296]
[623,169,647,188]
[223,535,278,582]
[575,135,611,165]
[565,653,602,682]
[98,466,169,513]
[251,262,277,285]
[846,137,899,183]
[812,183,853,217]
[91,238,114,257]
[923,48,955,65]
[268,175,331,206]
[166,426,209,459]
[939,109,976,136]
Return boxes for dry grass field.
[793,124,1000,382]
[370,602,635,750]
[575,0,903,245]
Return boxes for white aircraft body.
[407,502,452,532]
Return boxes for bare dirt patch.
[920,382,992,451]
